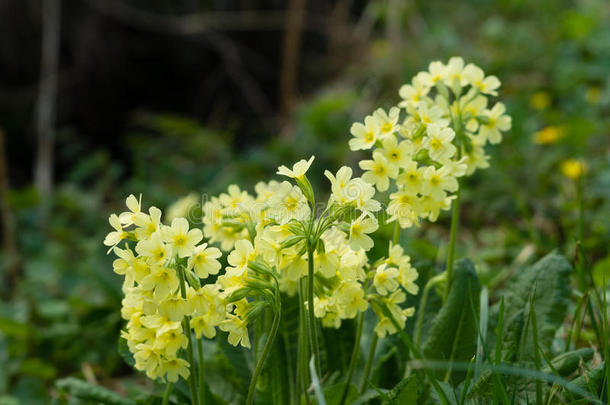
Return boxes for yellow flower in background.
[166,193,199,222]
[530,91,551,110]
[533,125,564,145]
[561,159,587,180]
[586,87,601,104]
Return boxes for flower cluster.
[368,241,419,337]
[349,57,511,228]
[201,158,419,332]
[104,195,228,383]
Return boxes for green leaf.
[429,381,459,405]
[55,377,135,405]
[542,348,594,377]
[0,317,30,338]
[323,383,358,405]
[592,256,610,287]
[422,258,481,382]
[381,375,419,405]
[118,336,135,368]
[19,358,57,380]
[494,252,572,361]
[351,388,384,405]
[568,362,606,398]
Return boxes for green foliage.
[491,252,572,361]
[55,377,135,405]
[2,0,610,403]
[570,362,606,396]
[422,259,481,382]
[543,348,594,377]
[381,375,420,405]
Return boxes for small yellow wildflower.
[585,87,601,105]
[560,159,587,180]
[533,126,563,145]
[530,91,551,110]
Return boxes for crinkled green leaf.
[422,258,481,382]
[543,348,594,377]
[494,252,572,361]
[118,336,135,368]
[381,375,419,405]
[55,377,135,405]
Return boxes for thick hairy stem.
[297,280,311,405]
[413,275,444,349]
[178,266,199,405]
[392,220,400,245]
[445,188,460,301]
[340,311,364,405]
[247,304,281,405]
[197,338,205,405]
[576,177,587,292]
[162,382,173,405]
[307,245,321,376]
[359,333,378,393]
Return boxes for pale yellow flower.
[277,156,315,180]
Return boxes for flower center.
[381,123,393,133]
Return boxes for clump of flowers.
[104,195,226,385]
[349,57,511,229]
[202,158,418,335]
[105,58,511,405]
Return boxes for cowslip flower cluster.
[104,195,228,383]
[201,157,419,332]
[349,57,511,228]
[369,242,419,337]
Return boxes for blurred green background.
[0,0,609,402]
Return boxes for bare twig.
[34,0,61,225]
[326,0,353,62]
[279,0,306,138]
[203,32,275,133]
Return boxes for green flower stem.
[339,311,364,405]
[162,382,173,405]
[445,187,460,301]
[392,221,400,245]
[178,266,199,405]
[246,303,281,405]
[414,278,436,348]
[307,244,321,376]
[359,333,378,393]
[297,280,311,405]
[576,176,587,292]
[197,338,205,405]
